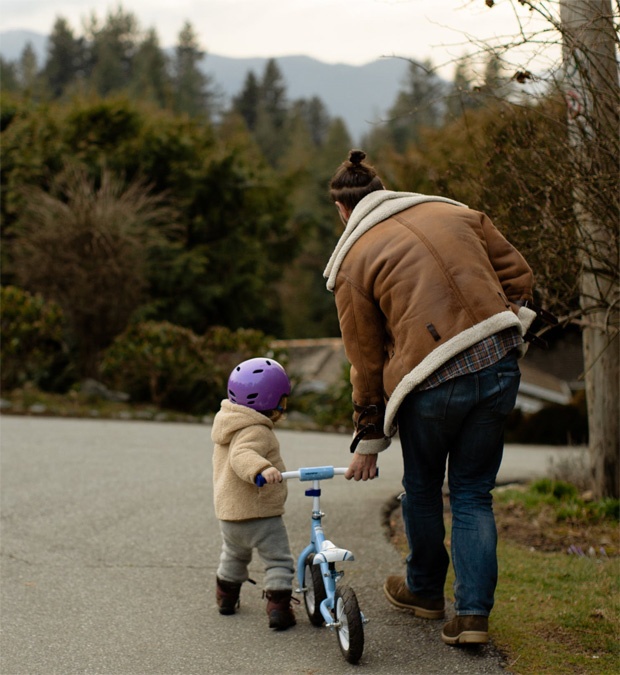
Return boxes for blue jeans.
[397,351,521,617]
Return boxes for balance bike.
[257,465,375,664]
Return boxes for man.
[325,149,536,645]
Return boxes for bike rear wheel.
[303,554,327,626]
[335,585,364,664]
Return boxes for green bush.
[100,321,275,413]
[0,286,70,391]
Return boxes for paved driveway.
[1,416,583,674]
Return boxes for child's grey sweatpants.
[217,516,295,591]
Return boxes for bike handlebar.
[255,465,378,486]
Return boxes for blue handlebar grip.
[255,474,266,487]
[299,466,335,481]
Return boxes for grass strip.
[488,541,619,674]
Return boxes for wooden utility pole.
[560,0,619,498]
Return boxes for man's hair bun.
[348,149,366,166]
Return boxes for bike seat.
[313,540,355,564]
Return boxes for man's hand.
[261,467,282,484]
[345,452,378,481]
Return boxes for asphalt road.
[0,416,584,675]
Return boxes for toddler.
[211,357,297,630]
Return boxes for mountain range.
[0,29,411,141]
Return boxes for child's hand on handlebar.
[345,452,378,481]
[260,466,282,484]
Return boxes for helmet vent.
[247,393,259,400]
[253,369,264,374]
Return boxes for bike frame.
[282,466,352,628]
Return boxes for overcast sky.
[1,0,555,77]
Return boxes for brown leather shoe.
[383,575,445,619]
[442,615,489,645]
[265,590,298,630]
[216,577,241,615]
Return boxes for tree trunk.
[560,0,619,498]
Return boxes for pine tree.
[233,70,260,131]
[18,43,39,96]
[0,58,19,94]
[87,8,139,96]
[254,59,288,165]
[131,28,170,108]
[386,59,446,151]
[172,21,212,118]
[43,17,84,98]
[260,59,287,130]
[446,56,479,120]
[295,96,330,147]
[478,53,513,100]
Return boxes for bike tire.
[335,585,364,664]
[303,554,327,626]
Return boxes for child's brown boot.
[265,590,298,630]
[216,577,241,615]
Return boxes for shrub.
[0,286,68,391]
[101,321,208,408]
[100,321,275,413]
[11,163,171,378]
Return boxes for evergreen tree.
[278,116,353,338]
[446,56,480,120]
[172,21,212,118]
[260,59,287,130]
[318,118,354,174]
[294,96,330,147]
[18,43,39,96]
[385,59,446,151]
[0,58,19,94]
[43,17,85,98]
[131,28,170,107]
[87,8,139,96]
[233,70,260,131]
[279,107,316,174]
[254,59,289,166]
[478,52,514,100]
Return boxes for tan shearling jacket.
[212,400,287,521]
[325,192,536,454]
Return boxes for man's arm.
[334,277,390,455]
[480,213,534,303]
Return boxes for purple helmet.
[227,358,291,411]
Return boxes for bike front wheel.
[335,585,364,664]
[303,554,327,626]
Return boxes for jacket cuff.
[517,305,537,333]
[352,435,391,454]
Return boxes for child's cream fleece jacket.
[211,399,288,521]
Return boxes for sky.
[1,0,556,78]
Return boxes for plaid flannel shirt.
[416,328,523,391]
